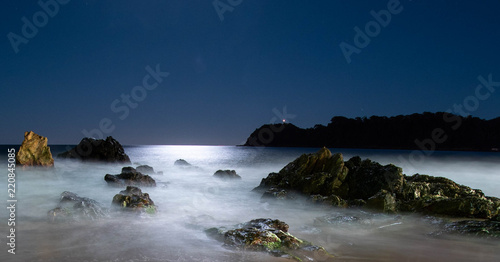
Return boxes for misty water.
[1,146,499,261]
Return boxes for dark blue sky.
[2,0,500,145]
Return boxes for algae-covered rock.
[47,191,108,222]
[206,218,334,261]
[16,131,54,167]
[112,186,156,213]
[104,167,156,187]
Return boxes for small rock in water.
[104,167,156,187]
[206,218,334,261]
[213,169,241,180]
[136,165,156,175]
[47,191,108,222]
[174,159,191,166]
[112,186,157,214]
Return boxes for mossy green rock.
[206,218,334,261]
[16,131,54,167]
[112,186,157,213]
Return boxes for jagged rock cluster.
[255,147,500,220]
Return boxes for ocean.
[0,145,499,261]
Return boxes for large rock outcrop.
[112,186,156,214]
[104,167,156,187]
[47,191,108,222]
[16,131,54,167]
[58,136,130,163]
[256,148,500,219]
[206,218,334,261]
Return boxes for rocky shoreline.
[13,132,500,261]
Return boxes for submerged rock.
[206,218,334,261]
[104,167,156,187]
[16,131,54,167]
[213,169,241,180]
[256,147,500,219]
[136,165,156,175]
[112,186,157,214]
[47,191,108,222]
[58,136,130,163]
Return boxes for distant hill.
[243,112,500,152]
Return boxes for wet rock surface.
[213,169,241,180]
[47,191,108,222]
[16,131,54,167]
[256,147,500,220]
[105,167,156,187]
[58,136,131,163]
[439,220,500,239]
[206,218,334,261]
[112,186,157,214]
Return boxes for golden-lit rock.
[16,131,54,167]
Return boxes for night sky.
[2,0,500,145]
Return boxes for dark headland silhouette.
[243,112,500,152]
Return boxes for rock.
[104,167,156,187]
[213,170,241,180]
[261,188,295,200]
[206,218,334,261]
[174,159,191,166]
[136,165,156,175]
[254,147,349,197]
[344,156,404,200]
[47,191,108,222]
[365,190,397,213]
[256,147,500,219]
[434,220,500,239]
[16,131,54,167]
[310,194,348,208]
[58,136,130,163]
[398,174,500,219]
[112,186,156,214]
